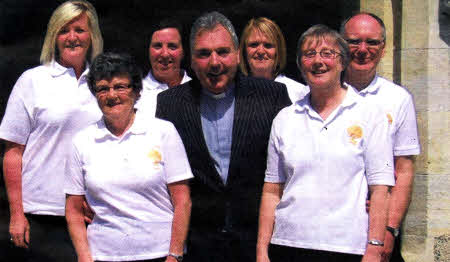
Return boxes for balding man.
[156,11,291,262]
[341,13,420,262]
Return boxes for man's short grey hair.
[190,11,239,53]
[339,12,386,41]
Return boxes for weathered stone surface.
[434,234,449,262]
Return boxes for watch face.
[394,229,399,237]
[387,226,399,237]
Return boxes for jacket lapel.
[227,74,256,184]
[181,79,226,189]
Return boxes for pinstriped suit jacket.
[156,73,291,240]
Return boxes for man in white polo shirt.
[341,12,421,262]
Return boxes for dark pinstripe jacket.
[155,73,291,240]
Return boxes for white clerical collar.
[201,83,235,100]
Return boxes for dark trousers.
[97,258,165,262]
[184,228,256,262]
[1,214,77,262]
[390,230,405,262]
[268,244,363,262]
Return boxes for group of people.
[0,1,420,262]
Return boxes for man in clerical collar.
[156,11,291,262]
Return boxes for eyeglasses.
[302,49,341,59]
[345,38,384,47]
[94,84,131,95]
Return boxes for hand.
[82,198,95,224]
[381,232,395,262]
[78,255,94,262]
[362,245,382,262]
[257,249,271,262]
[256,253,271,262]
[9,213,30,248]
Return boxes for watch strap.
[168,252,183,262]
[386,226,400,237]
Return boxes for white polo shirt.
[135,70,191,117]
[265,84,395,255]
[275,74,309,103]
[0,61,101,216]
[356,74,420,156]
[65,113,193,261]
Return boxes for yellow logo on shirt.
[147,147,162,165]
[347,125,363,145]
[386,113,393,125]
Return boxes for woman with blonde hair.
[239,17,308,102]
[0,1,103,260]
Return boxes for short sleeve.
[364,105,395,186]
[64,140,86,195]
[264,117,286,183]
[393,93,420,156]
[0,73,34,145]
[161,122,193,184]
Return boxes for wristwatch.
[386,226,400,238]
[168,252,183,262]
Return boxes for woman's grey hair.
[189,11,239,53]
[40,0,103,65]
[339,12,386,41]
[296,24,350,81]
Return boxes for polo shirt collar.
[357,73,381,95]
[94,112,146,140]
[48,60,90,80]
[295,83,359,114]
[143,70,189,91]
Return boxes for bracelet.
[368,239,384,246]
[168,252,183,262]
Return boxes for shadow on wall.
[439,0,450,45]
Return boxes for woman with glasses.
[0,1,102,261]
[239,17,309,103]
[65,52,193,262]
[256,25,395,262]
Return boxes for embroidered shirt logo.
[147,147,162,165]
[347,125,363,145]
[386,113,393,125]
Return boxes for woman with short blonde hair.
[239,17,308,102]
[40,0,103,65]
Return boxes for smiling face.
[246,29,277,79]
[149,27,184,83]
[300,38,344,90]
[191,25,240,94]
[343,14,385,78]
[56,12,91,68]
[95,74,137,124]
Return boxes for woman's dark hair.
[147,18,189,71]
[87,52,143,97]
